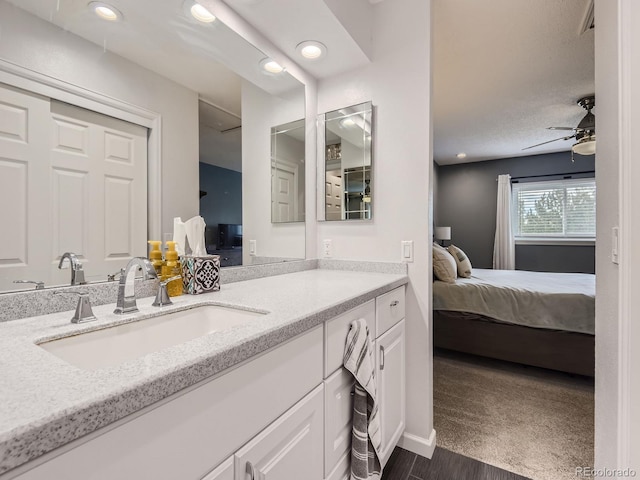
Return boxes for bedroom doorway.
[430,1,596,479]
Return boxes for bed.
[433,268,595,376]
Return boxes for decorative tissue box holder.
[182,255,220,294]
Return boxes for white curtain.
[493,174,515,270]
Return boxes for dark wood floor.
[381,447,532,480]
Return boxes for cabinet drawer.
[325,300,375,377]
[234,384,324,480]
[375,286,405,337]
[323,368,355,477]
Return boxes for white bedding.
[433,268,595,334]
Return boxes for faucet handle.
[54,291,97,324]
[13,280,45,290]
[152,276,182,307]
[107,269,124,282]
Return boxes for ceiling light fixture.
[571,135,596,156]
[260,58,284,74]
[190,2,216,23]
[296,41,327,60]
[340,117,356,127]
[456,152,467,159]
[88,2,122,21]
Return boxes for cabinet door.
[235,385,324,480]
[376,319,406,467]
[324,368,355,477]
[202,457,233,480]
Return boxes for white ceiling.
[223,0,372,79]
[433,0,595,165]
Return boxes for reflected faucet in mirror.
[114,258,159,315]
[58,253,86,286]
[13,280,45,290]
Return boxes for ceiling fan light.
[571,136,596,156]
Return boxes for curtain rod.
[496,170,595,182]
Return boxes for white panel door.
[0,83,51,291]
[234,385,324,480]
[325,172,342,221]
[376,319,406,467]
[48,101,147,285]
[271,162,297,222]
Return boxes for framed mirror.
[0,0,306,292]
[319,101,373,221]
[271,119,306,224]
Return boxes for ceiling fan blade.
[522,134,576,151]
[547,126,578,131]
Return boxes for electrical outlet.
[323,239,332,258]
[249,239,257,256]
[401,240,414,262]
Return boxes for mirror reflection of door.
[270,119,305,223]
[323,101,373,221]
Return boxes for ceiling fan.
[523,95,596,158]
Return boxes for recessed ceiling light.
[260,58,284,74]
[340,117,356,127]
[456,152,467,159]
[88,2,122,21]
[296,41,327,60]
[190,2,216,23]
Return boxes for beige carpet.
[434,350,594,480]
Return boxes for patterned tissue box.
[182,255,220,294]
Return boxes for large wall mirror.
[0,0,305,293]
[319,101,373,221]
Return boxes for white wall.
[317,0,434,456]
[242,80,306,263]
[0,1,199,238]
[595,0,640,471]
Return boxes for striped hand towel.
[344,318,382,480]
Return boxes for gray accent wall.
[435,151,595,273]
[199,163,242,228]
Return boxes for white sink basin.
[38,305,265,370]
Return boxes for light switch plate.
[401,240,414,263]
[249,239,257,256]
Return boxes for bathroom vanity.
[0,268,407,480]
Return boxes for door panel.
[234,385,323,480]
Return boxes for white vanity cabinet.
[7,284,406,480]
[202,457,234,480]
[323,286,406,480]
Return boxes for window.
[512,178,596,242]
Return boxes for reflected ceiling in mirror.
[0,0,306,293]
[322,101,373,221]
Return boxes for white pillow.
[432,243,457,283]
[447,244,473,278]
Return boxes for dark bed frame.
[433,310,595,377]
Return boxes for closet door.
[48,100,147,285]
[0,83,51,291]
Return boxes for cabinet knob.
[390,300,399,307]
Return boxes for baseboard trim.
[397,429,437,459]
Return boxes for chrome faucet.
[114,257,158,314]
[58,252,86,286]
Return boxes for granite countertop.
[0,268,407,475]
